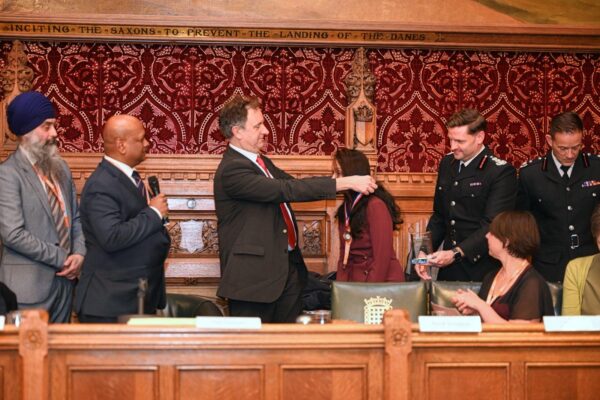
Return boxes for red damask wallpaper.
[1,41,599,172]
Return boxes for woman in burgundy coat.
[333,149,404,282]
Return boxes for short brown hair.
[447,109,486,134]
[219,95,260,139]
[549,111,583,138]
[592,204,600,240]
[489,211,540,259]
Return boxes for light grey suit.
[0,148,85,321]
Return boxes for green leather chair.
[159,293,223,318]
[429,281,482,315]
[331,281,427,324]
[546,281,563,316]
[430,280,563,316]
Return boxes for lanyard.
[342,193,364,266]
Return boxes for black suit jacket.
[214,147,335,303]
[517,151,600,282]
[74,159,171,317]
[427,147,517,281]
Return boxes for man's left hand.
[427,250,455,267]
[57,254,84,280]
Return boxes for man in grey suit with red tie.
[0,91,86,322]
[214,95,376,322]
[75,115,170,322]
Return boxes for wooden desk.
[17,310,410,400]
[411,325,600,400]
[7,310,600,400]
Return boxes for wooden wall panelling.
[59,153,436,297]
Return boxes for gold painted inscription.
[0,23,440,44]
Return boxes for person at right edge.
[517,111,599,283]
[416,109,517,281]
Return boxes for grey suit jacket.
[0,148,86,304]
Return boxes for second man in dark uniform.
[518,111,599,282]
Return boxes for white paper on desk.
[196,316,262,330]
[0,316,4,330]
[418,316,482,332]
[543,316,600,332]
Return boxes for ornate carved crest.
[344,47,375,105]
[1,40,34,150]
[344,47,377,154]
[169,219,219,255]
[301,220,322,256]
[363,296,393,324]
[179,220,205,253]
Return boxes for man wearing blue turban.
[0,91,86,322]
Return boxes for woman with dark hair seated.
[562,204,600,315]
[452,211,554,323]
[332,148,404,282]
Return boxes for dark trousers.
[19,277,73,323]
[78,313,118,323]
[229,261,304,323]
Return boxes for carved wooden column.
[19,309,49,400]
[344,47,378,173]
[384,309,412,400]
[0,40,34,158]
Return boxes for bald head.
[103,115,148,167]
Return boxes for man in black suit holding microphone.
[75,115,171,322]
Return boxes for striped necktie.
[44,177,70,251]
[132,170,147,199]
[256,155,297,250]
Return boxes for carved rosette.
[22,329,45,350]
[391,328,410,347]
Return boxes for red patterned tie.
[256,155,297,249]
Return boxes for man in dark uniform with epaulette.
[518,112,599,282]
[416,109,517,281]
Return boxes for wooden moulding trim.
[60,153,438,196]
[45,324,386,350]
[0,16,599,51]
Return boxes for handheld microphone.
[148,176,169,223]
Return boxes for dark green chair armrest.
[546,281,563,316]
[430,281,482,314]
[160,293,223,318]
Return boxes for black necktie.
[560,165,570,184]
[132,170,147,199]
[457,162,464,174]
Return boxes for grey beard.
[22,139,65,182]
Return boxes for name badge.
[418,316,482,332]
[543,316,600,332]
[196,316,262,330]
